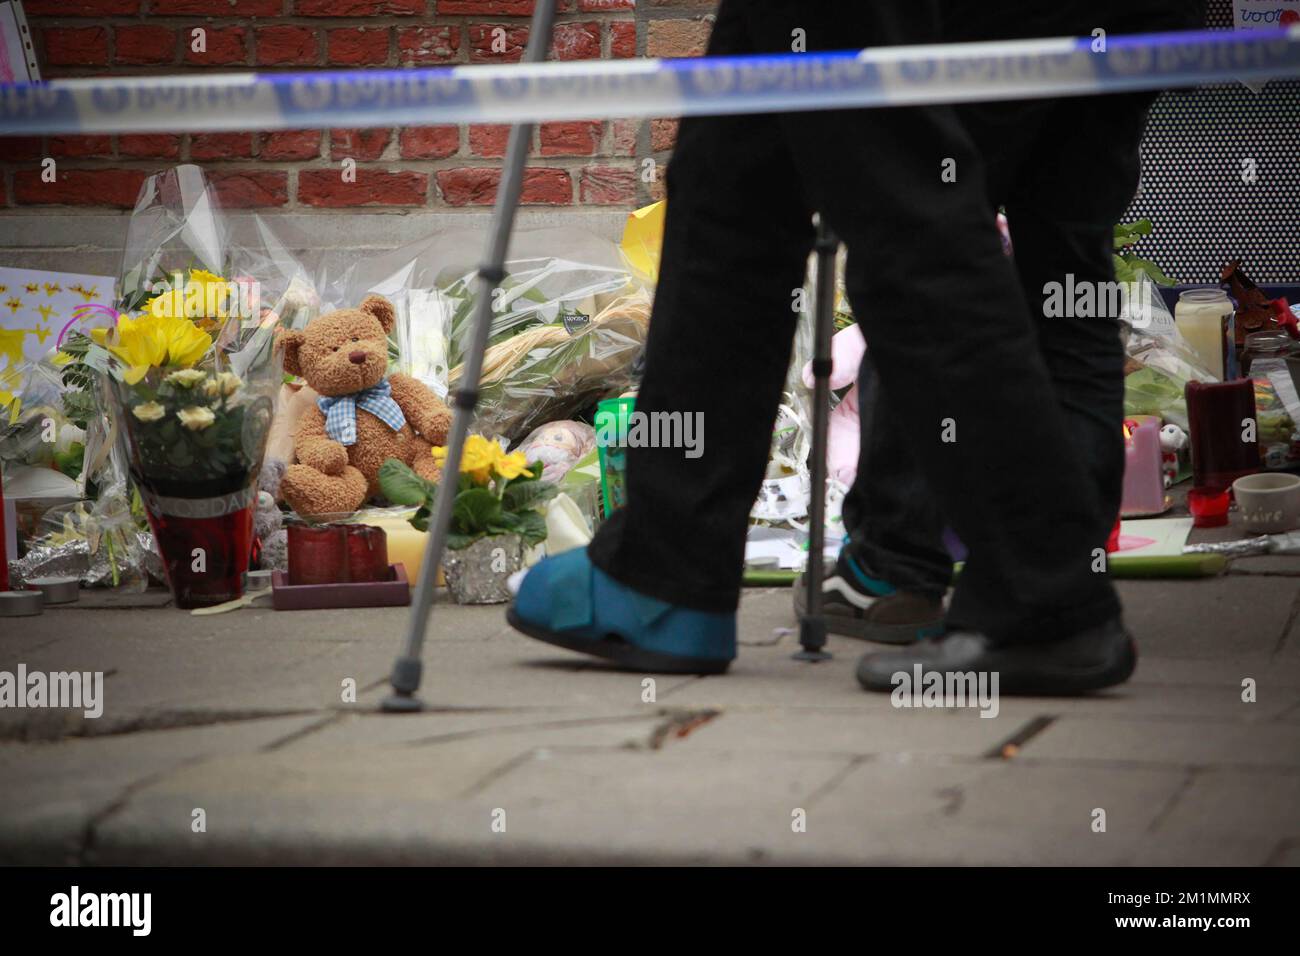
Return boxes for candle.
[1121,418,1165,516]
[287,524,347,586]
[1186,379,1260,492]
[1175,288,1233,381]
[366,514,437,586]
[345,525,389,583]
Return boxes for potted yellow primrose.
[379,435,554,604]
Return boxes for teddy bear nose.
[348,350,367,365]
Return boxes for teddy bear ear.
[360,294,396,334]
[278,329,306,376]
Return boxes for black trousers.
[586,0,1180,644]
[843,1,1204,599]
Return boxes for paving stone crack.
[1143,766,1201,835]
[0,707,325,742]
[398,712,661,749]
[1274,583,1300,655]
[77,756,208,866]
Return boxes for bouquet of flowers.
[84,165,314,606]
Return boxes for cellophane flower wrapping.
[84,165,317,503]
[310,227,641,442]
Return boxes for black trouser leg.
[843,89,1157,607]
[742,4,1119,644]
[841,355,951,599]
[585,4,814,613]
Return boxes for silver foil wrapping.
[8,531,160,590]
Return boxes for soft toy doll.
[277,294,452,519]
[802,322,866,486]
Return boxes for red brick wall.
[0,0,717,214]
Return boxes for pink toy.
[802,323,866,485]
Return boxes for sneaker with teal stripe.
[508,548,736,674]
[793,552,945,644]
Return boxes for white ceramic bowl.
[1232,472,1300,534]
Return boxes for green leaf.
[452,487,503,536]
[512,509,548,546]
[378,458,430,506]
[502,478,558,512]
[446,531,480,550]
[1130,259,1175,287]
[410,504,432,533]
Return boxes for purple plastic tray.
[271,563,411,610]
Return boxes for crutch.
[793,217,839,663]
[383,0,558,712]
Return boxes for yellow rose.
[494,451,534,481]
[177,405,216,431]
[165,368,207,388]
[131,401,166,422]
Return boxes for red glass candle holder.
[1187,486,1231,528]
[288,524,347,586]
[345,524,389,583]
[288,523,389,585]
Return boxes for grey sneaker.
[794,557,944,644]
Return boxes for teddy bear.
[277,294,452,519]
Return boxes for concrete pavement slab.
[1019,716,1300,769]
[0,714,322,864]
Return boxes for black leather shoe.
[856,618,1136,696]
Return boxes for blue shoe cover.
[508,548,736,674]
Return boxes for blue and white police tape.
[2,27,1298,136]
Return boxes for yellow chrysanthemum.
[494,451,533,481]
[91,313,213,385]
[164,315,212,368]
[91,314,168,385]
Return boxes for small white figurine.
[1158,424,1188,489]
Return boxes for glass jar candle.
[287,523,348,586]
[1185,379,1260,492]
[1176,288,1234,381]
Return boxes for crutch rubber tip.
[381,692,425,713]
[793,616,833,662]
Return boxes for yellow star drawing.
[36,303,57,321]
[44,283,62,296]
[5,298,23,314]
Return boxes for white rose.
[132,401,166,423]
[165,368,207,388]
[177,405,216,431]
[204,371,243,398]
